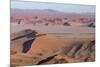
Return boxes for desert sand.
[10,9,95,66]
[10,28,95,66]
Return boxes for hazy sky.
[11,0,95,13]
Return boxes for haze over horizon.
[11,0,95,13]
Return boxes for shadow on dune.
[11,29,37,41]
[11,29,38,53]
[37,55,57,65]
[22,39,35,53]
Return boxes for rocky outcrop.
[63,22,70,26]
[88,23,95,28]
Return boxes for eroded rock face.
[11,29,95,66]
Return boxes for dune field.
[10,1,95,66]
[10,23,95,66]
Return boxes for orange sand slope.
[11,29,95,66]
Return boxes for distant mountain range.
[11,8,95,17]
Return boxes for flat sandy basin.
[11,23,95,38]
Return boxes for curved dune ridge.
[10,29,95,66]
